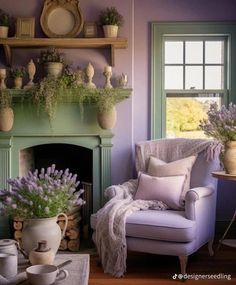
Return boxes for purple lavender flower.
[199,102,236,143]
[0,164,85,218]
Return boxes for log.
[66,229,80,240]
[57,206,81,221]
[14,230,22,240]
[58,216,81,230]
[13,221,23,230]
[14,217,24,222]
[57,211,81,221]
[67,239,80,251]
[59,239,68,251]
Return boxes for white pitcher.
[21,213,68,255]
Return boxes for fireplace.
[0,96,113,238]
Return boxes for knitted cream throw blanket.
[94,180,167,277]
[94,138,221,277]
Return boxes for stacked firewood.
[58,206,81,251]
[13,217,24,242]
[13,206,82,252]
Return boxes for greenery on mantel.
[0,89,12,109]
[7,77,132,124]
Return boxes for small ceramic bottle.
[29,240,55,265]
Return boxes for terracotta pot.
[21,213,68,255]
[44,62,63,78]
[0,26,9,38]
[0,108,14,131]
[97,106,117,129]
[223,141,236,174]
[103,25,118,38]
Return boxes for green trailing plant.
[99,6,124,27]
[32,76,63,124]
[39,47,65,64]
[31,63,130,125]
[0,89,12,109]
[10,67,27,78]
[32,74,88,124]
[0,9,10,27]
[32,74,130,125]
[94,88,128,113]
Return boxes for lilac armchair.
[91,138,220,275]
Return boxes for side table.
[212,171,236,250]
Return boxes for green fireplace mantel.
[0,88,132,238]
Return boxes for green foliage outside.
[166,98,211,138]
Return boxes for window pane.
[205,66,223,89]
[165,66,183,89]
[166,97,222,138]
[185,66,203,89]
[185,41,203,64]
[165,41,183,64]
[205,41,224,64]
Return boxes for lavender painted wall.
[1,0,236,221]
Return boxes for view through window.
[164,37,226,138]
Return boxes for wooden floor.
[88,244,236,285]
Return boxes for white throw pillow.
[147,155,197,206]
[134,172,186,210]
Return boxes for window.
[164,37,226,138]
[151,23,236,139]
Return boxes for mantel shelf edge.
[0,37,128,66]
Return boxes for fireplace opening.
[18,143,93,250]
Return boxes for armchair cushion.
[126,210,196,242]
[91,210,196,243]
[147,155,197,206]
[134,172,185,209]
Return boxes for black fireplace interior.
[33,143,93,184]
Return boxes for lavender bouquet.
[0,164,85,219]
[199,102,236,143]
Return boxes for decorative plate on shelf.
[40,0,84,38]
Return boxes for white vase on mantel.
[14,77,23,89]
[0,107,14,131]
[44,62,63,79]
[97,106,117,130]
[0,26,9,38]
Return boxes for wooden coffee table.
[18,253,90,285]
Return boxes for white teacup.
[26,264,68,285]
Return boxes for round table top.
[212,171,236,181]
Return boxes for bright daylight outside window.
[164,37,226,138]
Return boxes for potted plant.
[0,164,85,254]
[95,88,128,129]
[99,6,124,38]
[0,9,10,38]
[39,47,65,78]
[0,89,13,131]
[10,67,27,89]
[199,102,236,174]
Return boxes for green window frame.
[151,22,236,139]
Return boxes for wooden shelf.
[0,37,128,66]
